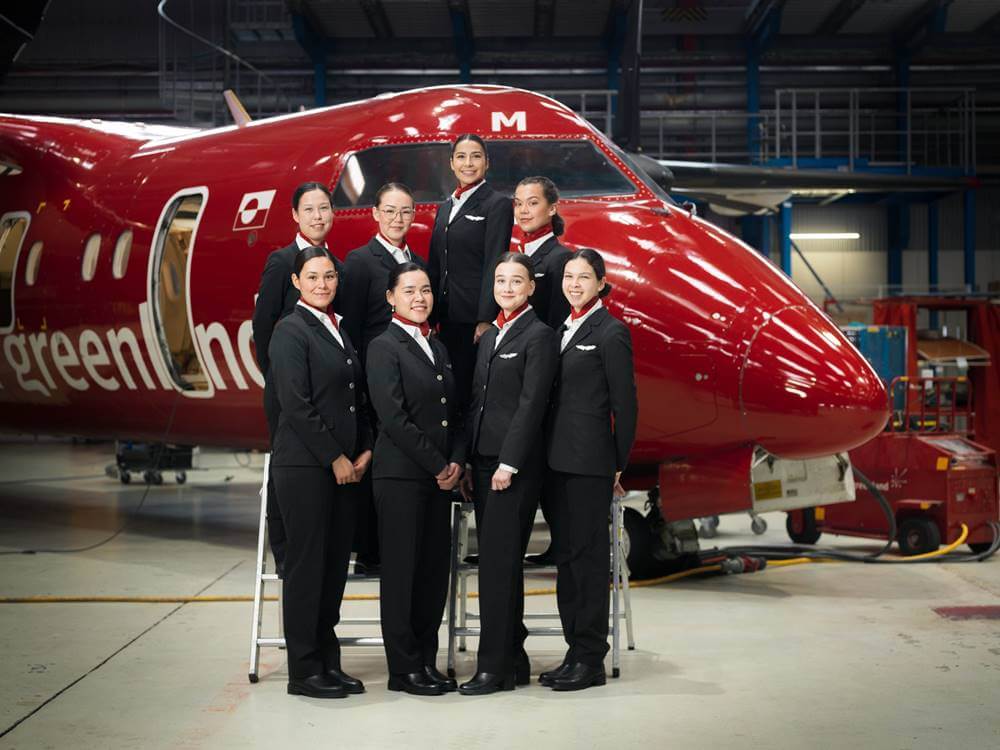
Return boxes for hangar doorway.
[149,191,208,392]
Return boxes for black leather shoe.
[352,559,380,577]
[287,674,348,699]
[524,549,556,566]
[388,672,444,696]
[422,664,457,692]
[459,672,516,695]
[538,660,572,687]
[551,662,606,691]
[515,653,531,685]
[325,667,365,694]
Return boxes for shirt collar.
[295,232,327,251]
[563,298,603,329]
[296,299,341,326]
[453,180,485,203]
[495,303,532,330]
[374,232,410,259]
[523,232,554,257]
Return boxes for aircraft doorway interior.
[150,193,207,392]
[0,213,29,331]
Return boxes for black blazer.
[268,306,372,468]
[547,306,638,477]
[428,183,514,325]
[252,241,344,375]
[468,309,558,471]
[339,237,426,365]
[527,237,573,329]
[366,323,466,480]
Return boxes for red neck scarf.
[453,179,484,199]
[393,312,430,337]
[298,232,327,250]
[327,310,339,330]
[495,302,530,329]
[378,231,405,250]
[521,223,553,245]
[570,298,599,321]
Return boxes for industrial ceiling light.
[789,232,861,240]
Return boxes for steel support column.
[887,196,910,291]
[928,200,939,327]
[779,201,792,275]
[741,214,770,258]
[963,189,976,290]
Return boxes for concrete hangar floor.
[0,439,997,750]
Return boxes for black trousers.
[374,477,452,675]
[472,456,540,675]
[437,320,477,411]
[548,471,614,667]
[273,466,358,679]
[263,380,287,563]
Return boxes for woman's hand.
[613,470,626,499]
[491,468,513,492]
[352,450,372,479]
[473,321,492,343]
[436,462,463,491]
[332,454,359,485]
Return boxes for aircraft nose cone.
[739,306,888,458]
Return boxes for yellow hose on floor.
[0,525,970,604]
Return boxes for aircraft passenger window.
[112,230,132,279]
[25,241,42,286]
[150,193,208,391]
[0,215,29,329]
[82,233,101,281]
[332,139,636,208]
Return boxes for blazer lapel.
[368,237,397,274]
[530,236,558,267]
[562,307,606,354]
[390,322,437,371]
[448,184,490,226]
[297,306,345,351]
[490,309,535,360]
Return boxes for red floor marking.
[933,606,1000,620]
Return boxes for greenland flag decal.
[233,189,277,231]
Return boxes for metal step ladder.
[446,493,636,679]
[247,455,383,684]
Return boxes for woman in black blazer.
[512,176,573,329]
[542,248,637,692]
[366,262,465,697]
[339,182,426,575]
[268,247,373,700]
[458,253,558,696]
[428,133,514,408]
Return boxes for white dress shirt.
[391,317,435,364]
[560,298,603,352]
[295,233,327,251]
[374,233,412,265]
[448,180,486,223]
[297,300,344,348]
[522,232,554,258]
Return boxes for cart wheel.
[968,542,993,555]
[750,515,768,535]
[622,507,654,578]
[786,508,821,545]
[248,673,259,684]
[698,515,719,539]
[175,471,187,485]
[120,471,131,485]
[897,518,941,556]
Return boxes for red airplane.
[0,85,888,528]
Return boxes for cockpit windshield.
[332,139,637,207]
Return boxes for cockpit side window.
[332,140,637,207]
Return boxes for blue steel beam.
[779,201,792,275]
[291,12,333,107]
[963,189,976,290]
[887,196,910,290]
[447,0,474,83]
[928,200,939,327]
[744,1,782,163]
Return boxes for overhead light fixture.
[789,232,860,240]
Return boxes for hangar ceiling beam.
[976,8,1000,35]
[815,0,866,36]
[359,0,393,39]
[447,0,473,83]
[534,0,556,37]
[893,0,952,55]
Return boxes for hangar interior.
[1,2,999,748]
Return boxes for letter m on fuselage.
[491,111,526,132]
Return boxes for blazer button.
[349,382,355,389]
[440,397,447,404]
[436,374,443,381]
[346,358,353,365]
[349,406,356,413]
[441,420,448,427]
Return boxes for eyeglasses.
[379,207,415,221]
